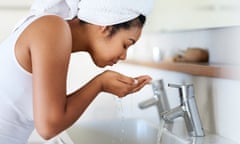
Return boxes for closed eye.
[123,39,136,50]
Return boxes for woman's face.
[90,26,142,67]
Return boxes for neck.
[67,18,91,53]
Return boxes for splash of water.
[157,120,165,144]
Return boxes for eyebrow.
[129,38,136,44]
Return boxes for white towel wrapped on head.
[30,0,79,20]
[30,0,154,26]
[77,0,154,26]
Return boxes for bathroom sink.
[66,119,158,144]
[65,118,190,144]
[159,129,191,144]
[59,118,238,144]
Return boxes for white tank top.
[0,15,42,144]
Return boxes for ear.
[99,26,113,37]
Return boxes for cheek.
[99,39,123,58]
[108,45,124,60]
[89,44,114,66]
[91,36,124,64]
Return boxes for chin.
[98,65,106,68]
[91,59,103,68]
[95,62,107,68]
[91,58,107,68]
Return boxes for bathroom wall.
[192,27,240,143]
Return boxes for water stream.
[157,120,166,144]
[115,97,126,144]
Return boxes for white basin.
[65,118,190,144]
[159,129,191,144]
[66,119,157,144]
[63,118,239,144]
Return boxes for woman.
[0,0,153,143]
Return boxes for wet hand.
[97,70,152,97]
[130,75,152,94]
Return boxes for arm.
[29,16,151,140]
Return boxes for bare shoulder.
[22,15,73,73]
[30,15,70,32]
[25,15,72,52]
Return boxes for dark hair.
[109,14,146,36]
[79,14,146,36]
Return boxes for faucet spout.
[139,97,158,109]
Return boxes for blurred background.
[1,0,240,144]
[0,0,31,41]
[1,0,240,40]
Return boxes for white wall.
[146,0,240,31]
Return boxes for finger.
[130,76,151,90]
[133,79,139,85]
[130,82,147,94]
[118,75,136,85]
[134,75,152,84]
[134,75,151,80]
[130,78,151,93]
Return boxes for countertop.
[123,60,240,80]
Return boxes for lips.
[109,60,117,66]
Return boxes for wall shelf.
[123,60,240,80]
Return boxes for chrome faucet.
[138,79,170,121]
[162,83,205,137]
